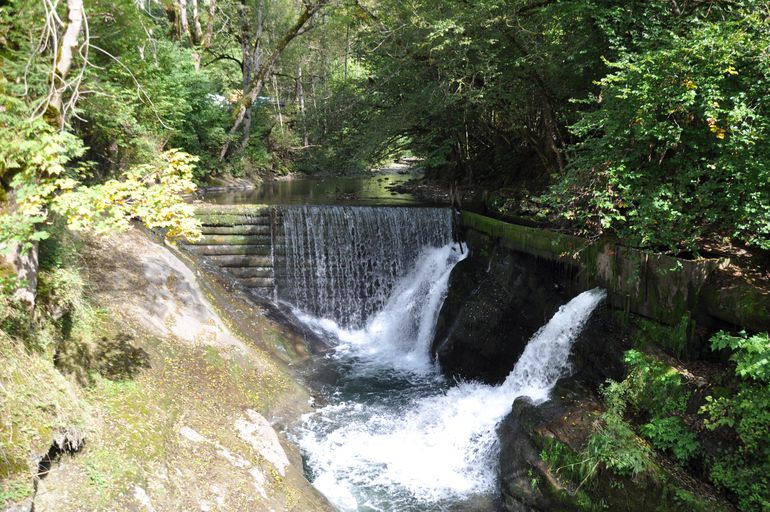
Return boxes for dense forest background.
[1,0,768,255]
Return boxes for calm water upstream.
[203,173,426,206]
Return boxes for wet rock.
[431,232,574,383]
[569,304,629,388]
[498,378,601,512]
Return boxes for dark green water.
[202,173,430,206]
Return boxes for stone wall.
[460,211,770,333]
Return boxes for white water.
[295,243,466,374]
[294,239,607,510]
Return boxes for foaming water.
[295,241,607,512]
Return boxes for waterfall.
[275,206,453,328]
[296,288,606,511]
[295,243,466,374]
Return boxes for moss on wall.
[461,211,769,333]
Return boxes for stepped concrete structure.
[182,204,283,296]
[180,203,769,333]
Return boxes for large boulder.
[498,378,601,512]
[431,232,573,383]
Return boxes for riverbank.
[1,229,332,512]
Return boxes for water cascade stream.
[273,206,605,511]
[275,206,453,328]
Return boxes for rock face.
[498,379,602,512]
[27,229,334,512]
[569,304,628,388]
[497,378,731,512]
[431,217,736,512]
[431,231,574,383]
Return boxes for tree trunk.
[49,0,85,127]
[296,64,308,147]
[273,75,284,134]
[176,0,190,44]
[344,23,350,81]
[2,191,39,309]
[19,0,84,306]
[235,0,264,152]
[188,0,207,70]
[190,0,203,43]
[4,243,38,309]
[203,0,217,48]
[220,1,326,161]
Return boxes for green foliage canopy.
[547,10,770,251]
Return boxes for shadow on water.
[202,174,440,207]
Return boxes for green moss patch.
[0,333,90,504]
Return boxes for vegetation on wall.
[542,329,770,512]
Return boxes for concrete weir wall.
[182,204,281,296]
[179,204,769,333]
[460,211,770,333]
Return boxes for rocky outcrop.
[497,378,732,512]
[22,229,333,512]
[431,230,574,383]
[498,379,601,512]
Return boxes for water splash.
[297,288,606,511]
[295,243,466,374]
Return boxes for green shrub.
[639,417,699,465]
[701,331,770,511]
[546,12,770,252]
[618,350,691,417]
[579,349,700,482]
[585,413,654,477]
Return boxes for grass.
[0,478,33,504]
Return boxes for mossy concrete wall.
[181,204,278,294]
[461,211,770,332]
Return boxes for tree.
[544,2,770,252]
[48,0,87,128]
[219,0,328,160]
[170,0,217,69]
[303,0,604,179]
[0,0,203,306]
